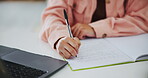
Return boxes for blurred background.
[0,0,45,1]
[0,0,48,53]
[0,0,46,36]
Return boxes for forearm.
[89,13,148,38]
[40,0,73,48]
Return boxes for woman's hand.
[56,37,81,59]
[71,23,96,39]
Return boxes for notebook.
[66,34,148,71]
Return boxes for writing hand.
[56,37,81,59]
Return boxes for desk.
[0,1,148,78]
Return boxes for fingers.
[72,23,85,39]
[56,37,80,59]
[75,27,82,38]
[59,51,71,59]
[59,52,65,58]
[79,30,86,39]
[61,48,71,59]
[73,37,81,47]
[64,42,77,57]
[72,23,81,37]
[67,38,79,51]
[71,23,79,36]
[73,27,85,39]
[71,23,96,39]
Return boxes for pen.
[63,9,73,38]
[63,9,77,57]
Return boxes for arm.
[40,0,74,48]
[90,0,148,38]
[40,0,81,59]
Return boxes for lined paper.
[66,39,132,70]
[106,34,148,61]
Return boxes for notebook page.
[105,34,148,61]
[66,39,133,70]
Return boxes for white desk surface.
[0,1,148,78]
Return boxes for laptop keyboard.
[3,60,47,78]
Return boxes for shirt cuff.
[48,25,69,49]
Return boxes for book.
[66,34,148,71]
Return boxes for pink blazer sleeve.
[90,0,148,38]
[40,0,74,49]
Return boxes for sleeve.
[40,0,74,49]
[89,0,148,38]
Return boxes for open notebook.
[66,34,148,71]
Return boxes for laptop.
[0,45,68,78]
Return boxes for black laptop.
[0,45,68,78]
